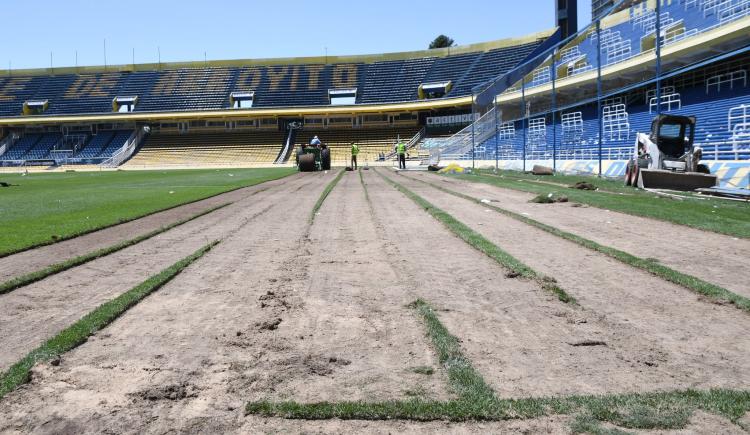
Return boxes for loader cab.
[650,114,696,158]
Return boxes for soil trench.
[0,173,302,284]
[407,171,750,297]
[390,169,750,394]
[365,169,684,398]
[0,174,311,371]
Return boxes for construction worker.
[310,135,321,147]
[350,142,359,169]
[396,140,406,169]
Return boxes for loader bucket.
[637,169,717,191]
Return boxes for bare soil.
[0,173,301,284]
[0,168,747,433]
[405,171,750,298]
[0,175,310,371]
[241,411,746,435]
[0,170,444,433]
[392,169,750,394]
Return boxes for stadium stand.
[1,134,41,161]
[0,1,747,177]
[97,131,133,158]
[0,34,549,116]
[0,129,134,166]
[75,131,115,159]
[123,131,285,168]
[525,0,750,90]
[470,52,750,163]
[359,59,436,104]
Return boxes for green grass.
[246,298,750,430]
[0,241,218,400]
[310,169,345,223]
[376,169,575,304]
[449,169,750,239]
[246,389,750,427]
[0,168,294,256]
[408,299,497,402]
[405,173,750,313]
[0,203,230,296]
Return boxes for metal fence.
[432,0,750,183]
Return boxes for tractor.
[625,114,717,191]
[295,144,331,172]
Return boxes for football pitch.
[0,168,295,256]
[1,167,749,432]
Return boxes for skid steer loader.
[624,114,717,191]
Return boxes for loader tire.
[295,146,304,165]
[298,153,316,172]
[625,160,635,186]
[321,148,331,170]
[630,165,640,188]
[696,164,710,174]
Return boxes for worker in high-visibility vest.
[396,141,406,169]
[350,142,360,170]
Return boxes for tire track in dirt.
[0,174,311,372]
[0,173,303,284]
[366,169,684,398]
[391,170,750,394]
[409,172,750,297]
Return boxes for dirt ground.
[0,174,300,284]
[0,174,311,371]
[403,171,750,298]
[0,168,748,434]
[390,169,750,394]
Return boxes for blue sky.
[1,0,592,70]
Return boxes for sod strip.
[409,299,497,403]
[0,241,218,400]
[376,169,575,304]
[246,299,750,428]
[310,169,345,224]
[358,169,371,205]
[0,170,290,259]
[405,173,750,313]
[0,203,231,296]
[246,389,750,425]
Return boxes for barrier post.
[655,0,662,117]
[494,100,500,171]
[521,79,527,172]
[596,19,603,177]
[551,52,558,172]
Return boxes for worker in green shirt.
[350,142,360,170]
[396,141,406,169]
